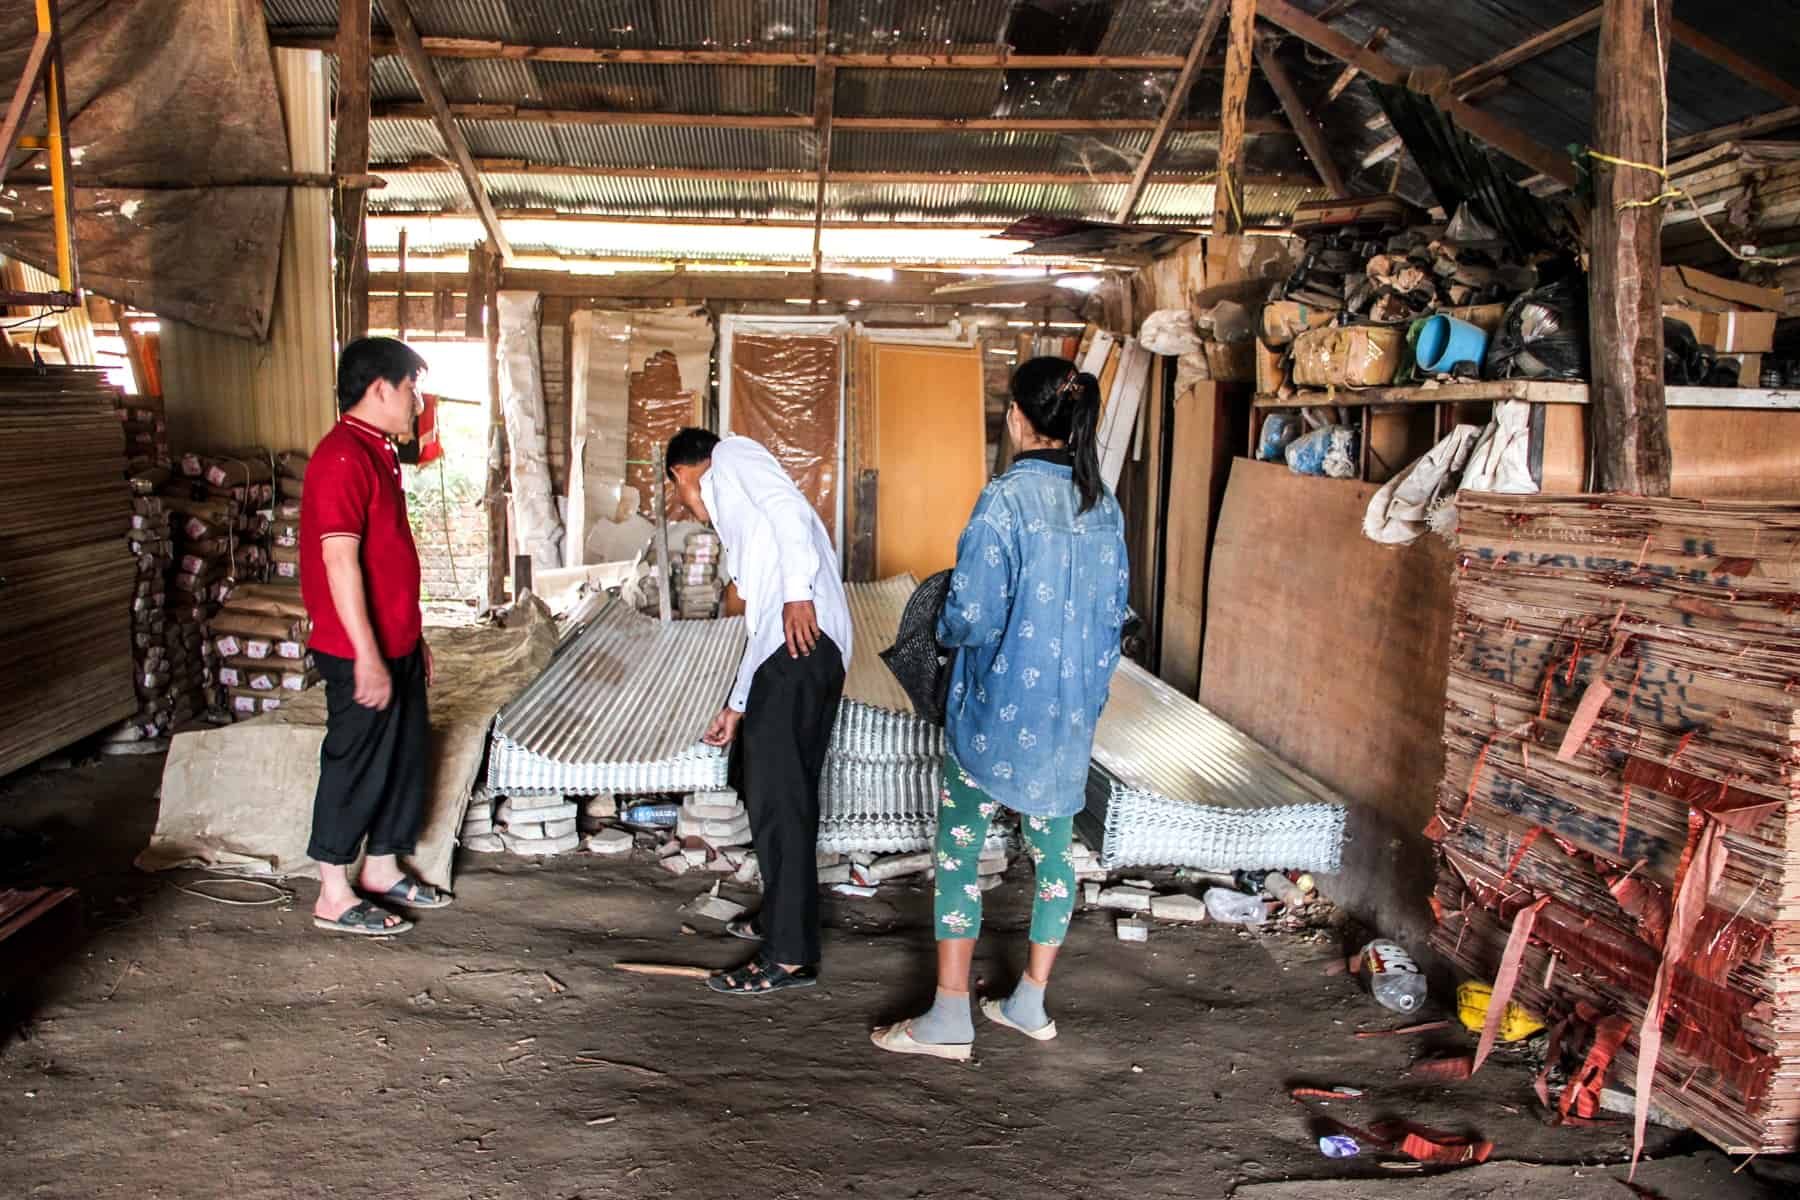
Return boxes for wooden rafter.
[366,103,1288,135]
[1449,8,1602,98]
[1671,20,1800,109]
[1256,0,1577,188]
[384,0,512,261]
[1670,105,1800,157]
[1321,25,1387,105]
[810,0,833,304]
[375,159,1318,188]
[1254,34,1348,197]
[1214,0,1258,233]
[1115,0,1229,223]
[269,33,1190,70]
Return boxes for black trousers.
[738,634,845,965]
[307,646,431,866]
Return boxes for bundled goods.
[1665,141,1800,281]
[268,452,307,584]
[0,366,139,776]
[1431,494,1800,1156]
[206,582,311,722]
[98,475,180,750]
[675,529,722,619]
[116,396,168,475]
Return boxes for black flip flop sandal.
[313,900,412,936]
[706,955,817,995]
[724,915,763,942]
[364,876,452,909]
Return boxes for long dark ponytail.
[1011,355,1103,513]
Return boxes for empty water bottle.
[1204,887,1268,925]
[621,802,680,827]
[1361,939,1428,1014]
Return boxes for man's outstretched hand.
[703,707,743,747]
[783,599,821,658]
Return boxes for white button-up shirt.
[700,436,852,712]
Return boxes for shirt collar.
[341,413,397,451]
[1014,448,1074,468]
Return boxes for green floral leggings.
[933,754,1077,946]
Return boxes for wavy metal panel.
[842,573,917,714]
[160,49,335,456]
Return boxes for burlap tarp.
[138,599,558,888]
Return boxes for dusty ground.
[2,757,1796,1200]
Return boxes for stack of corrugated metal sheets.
[487,593,741,796]
[1081,661,1347,872]
[0,367,137,776]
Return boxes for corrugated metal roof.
[827,0,1016,55]
[833,128,1150,174]
[824,179,1114,222]
[476,173,821,217]
[368,117,449,161]
[372,56,814,115]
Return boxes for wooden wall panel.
[1543,404,1800,498]
[871,343,986,580]
[1158,383,1236,696]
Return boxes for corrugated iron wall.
[161,49,335,456]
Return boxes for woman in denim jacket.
[874,356,1130,1060]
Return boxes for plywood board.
[871,343,986,580]
[1097,338,1151,491]
[1541,405,1800,498]
[1157,384,1235,697]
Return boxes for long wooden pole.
[810,0,833,310]
[1587,0,1671,496]
[1213,0,1258,234]
[334,0,371,342]
[1253,33,1349,198]
[481,243,509,605]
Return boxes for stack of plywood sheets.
[1433,493,1800,1156]
[0,366,138,774]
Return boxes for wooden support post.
[1322,26,1388,104]
[513,554,532,595]
[1587,0,1671,496]
[334,0,371,343]
[652,445,673,623]
[1214,0,1258,233]
[809,1,833,310]
[480,242,509,605]
[1254,34,1348,197]
[395,227,408,341]
[1114,0,1228,224]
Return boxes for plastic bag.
[1483,277,1588,381]
[1285,425,1358,478]
[1461,400,1537,494]
[1362,423,1482,545]
[1198,300,1254,344]
[1257,413,1301,462]
[1444,201,1501,247]
[1139,308,1203,355]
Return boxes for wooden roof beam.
[1671,20,1800,109]
[1254,33,1349,197]
[367,103,1290,135]
[1256,0,1577,188]
[270,32,1191,70]
[1321,26,1388,105]
[334,0,372,341]
[810,0,833,305]
[374,160,1321,188]
[1669,104,1800,157]
[1449,8,1601,98]
[1117,0,1230,223]
[385,0,512,261]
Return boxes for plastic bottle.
[621,802,680,827]
[1203,887,1268,926]
[1264,872,1305,907]
[1361,939,1428,1014]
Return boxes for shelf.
[1253,382,1800,410]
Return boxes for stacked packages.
[210,583,313,721]
[674,529,723,619]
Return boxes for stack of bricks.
[493,794,581,856]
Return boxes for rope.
[437,454,462,596]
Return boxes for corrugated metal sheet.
[161,50,335,456]
[828,0,1015,55]
[476,173,820,217]
[369,117,449,161]
[833,128,1149,174]
[825,179,1116,221]
[372,57,813,115]
[842,573,916,713]
[444,121,818,170]
[836,69,1007,119]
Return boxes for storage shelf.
[1253,382,1800,410]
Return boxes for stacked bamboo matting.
[0,367,137,775]
[1433,493,1800,1155]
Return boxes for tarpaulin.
[723,317,846,542]
[0,0,288,339]
[497,291,563,570]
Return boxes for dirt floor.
[2,756,1797,1200]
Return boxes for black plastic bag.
[879,570,955,726]
[1483,276,1589,381]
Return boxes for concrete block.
[660,854,692,876]
[1097,886,1154,912]
[585,828,633,856]
[461,832,505,853]
[1116,916,1151,942]
[683,790,742,821]
[461,817,494,837]
[506,821,546,840]
[583,794,618,819]
[500,830,580,856]
[1150,893,1208,922]
[680,847,710,867]
[817,863,853,885]
[542,817,578,839]
[498,797,578,824]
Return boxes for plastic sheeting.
[722,316,847,543]
[498,291,563,570]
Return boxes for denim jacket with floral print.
[937,453,1130,817]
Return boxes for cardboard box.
[1439,303,1508,336]
[1664,305,1776,354]
[1716,352,1763,388]
[1661,266,1781,313]
[1254,338,1287,396]
[1291,325,1405,388]
[1261,300,1336,346]
[1204,339,1257,384]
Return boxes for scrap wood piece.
[573,1054,667,1079]
[1355,1020,1453,1038]
[1555,677,1613,761]
[1473,895,1550,1073]
[613,961,712,979]
[1409,1055,1474,1082]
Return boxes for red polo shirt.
[300,414,423,661]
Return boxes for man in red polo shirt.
[301,337,447,935]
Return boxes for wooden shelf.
[1253,381,1800,410]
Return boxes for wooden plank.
[1213,0,1258,233]
[374,160,1316,187]
[0,32,51,179]
[1255,0,1405,85]
[1321,26,1387,104]
[1449,8,1602,97]
[1254,34,1349,198]
[479,242,507,606]
[394,227,408,342]
[334,0,372,341]
[1588,0,1672,496]
[385,0,512,262]
[1670,20,1800,110]
[1115,0,1229,223]
[1157,383,1234,697]
[1361,134,1404,168]
[810,0,833,304]
[368,105,1287,135]
[1670,106,1800,156]
[272,33,1190,70]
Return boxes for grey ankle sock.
[1001,976,1050,1031]
[910,988,973,1045]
